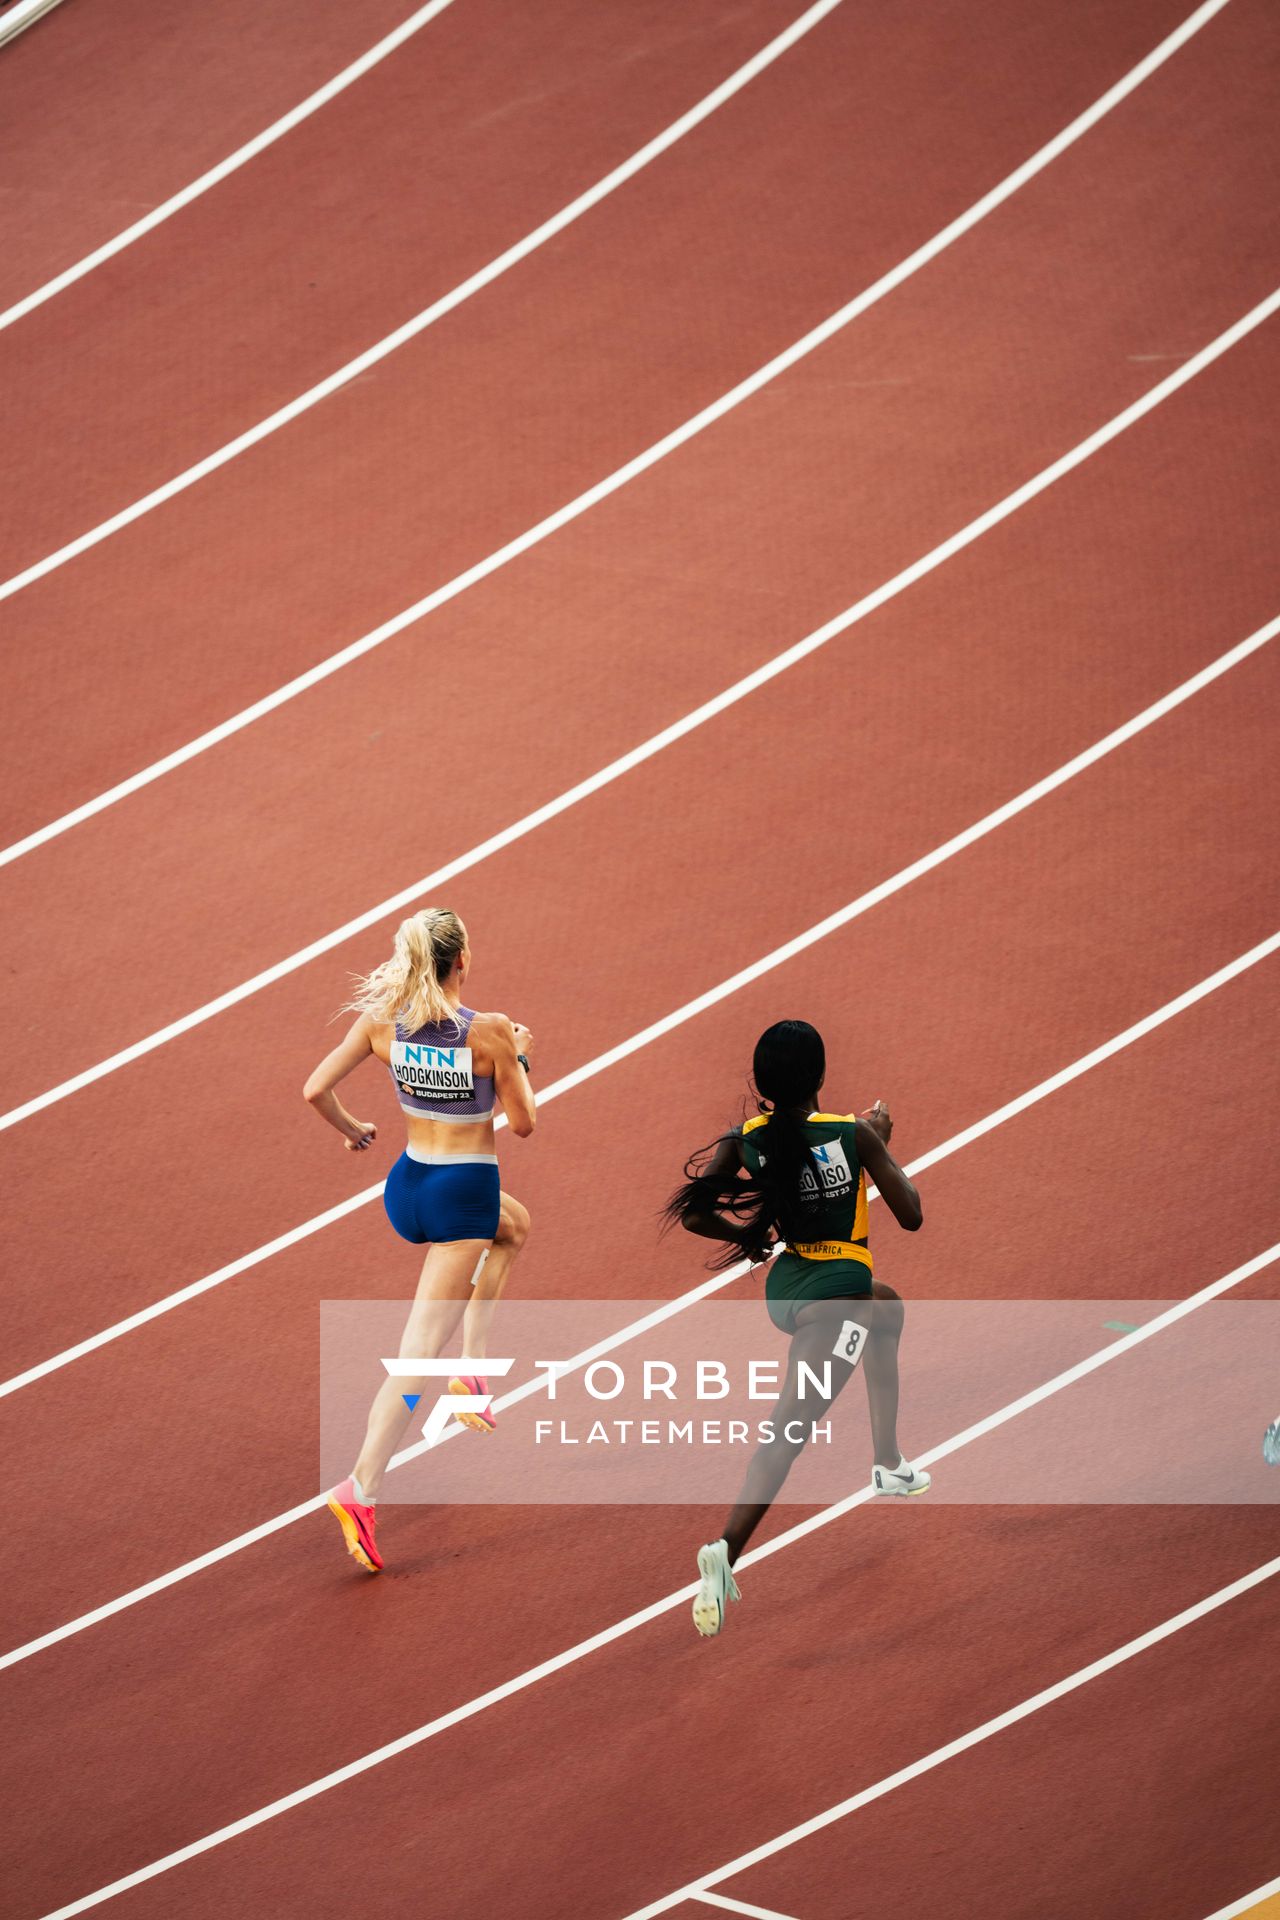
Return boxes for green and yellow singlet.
[738,1112,874,1331]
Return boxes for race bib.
[391,1040,476,1105]
[832,1319,868,1369]
[801,1138,854,1197]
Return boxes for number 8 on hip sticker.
[833,1319,868,1368]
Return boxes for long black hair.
[662,1020,827,1269]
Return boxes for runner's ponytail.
[661,1139,774,1271]
[750,1100,822,1248]
[345,908,467,1033]
[662,1020,827,1269]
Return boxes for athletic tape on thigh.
[469,1248,490,1289]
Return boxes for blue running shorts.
[383,1151,501,1244]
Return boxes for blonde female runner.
[303,908,535,1572]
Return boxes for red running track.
[1,0,1276,1098]
[0,0,418,306]
[0,1,1276,1915]
[0,0,810,570]
[0,0,1221,830]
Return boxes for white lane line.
[4,940,1273,1669]
[1,612,1273,1400]
[0,0,1232,863]
[626,1549,1280,1919]
[0,0,457,331]
[36,1240,1280,1917]
[1,292,1272,1137]
[695,1895,803,1919]
[0,0,844,609]
[0,0,68,50]
[0,1186,383,1401]
[1204,1875,1280,1919]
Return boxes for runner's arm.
[489,1014,536,1138]
[303,1015,379,1150]
[853,1116,922,1229]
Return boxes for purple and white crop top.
[389,1007,496,1123]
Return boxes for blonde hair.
[347,908,468,1034]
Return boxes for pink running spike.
[326,1477,383,1572]
[448,1373,496,1432]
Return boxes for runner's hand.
[741,1225,778,1264]
[861,1099,892,1144]
[346,1120,378,1152]
[512,1024,534,1061]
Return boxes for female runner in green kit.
[664,1019,928,1638]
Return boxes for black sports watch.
[517,1052,531,1074]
